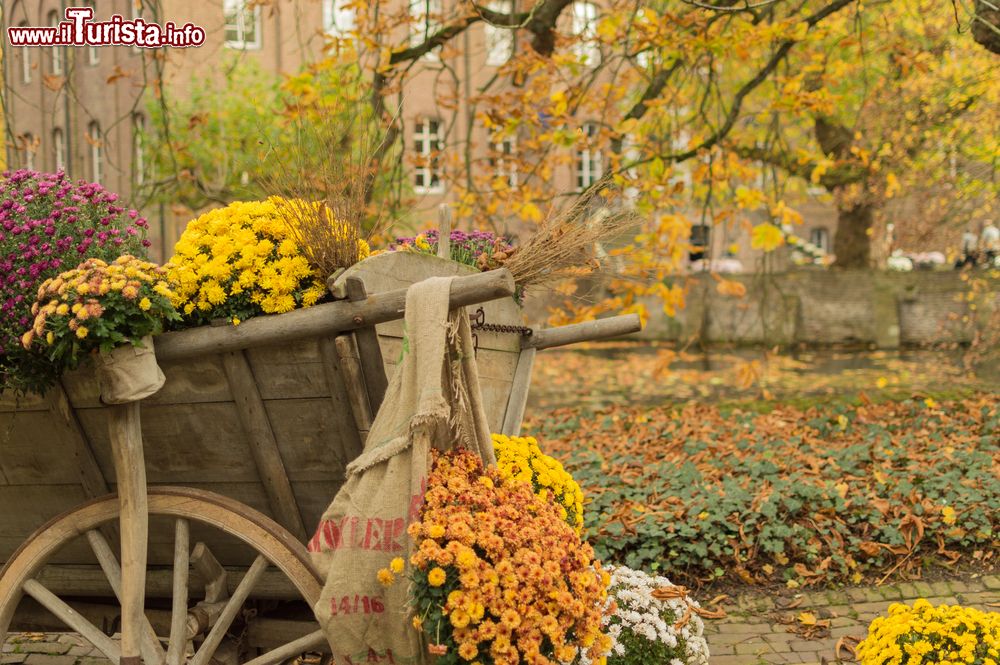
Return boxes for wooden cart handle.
[523,313,642,350]
[154,268,516,362]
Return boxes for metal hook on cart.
[469,306,533,357]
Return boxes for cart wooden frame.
[0,254,640,665]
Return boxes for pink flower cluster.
[0,170,149,390]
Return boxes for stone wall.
[524,270,999,349]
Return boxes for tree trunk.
[833,200,874,268]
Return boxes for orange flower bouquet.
[383,447,610,665]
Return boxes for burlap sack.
[97,335,166,405]
[309,276,496,665]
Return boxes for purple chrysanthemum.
[0,170,149,393]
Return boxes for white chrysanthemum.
[579,565,711,665]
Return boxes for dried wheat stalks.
[503,204,638,287]
[262,78,395,278]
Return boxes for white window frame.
[133,114,146,186]
[409,0,442,61]
[53,128,66,172]
[575,122,602,190]
[20,22,32,84]
[484,0,514,67]
[48,11,63,75]
[809,227,830,253]
[323,0,357,37]
[571,2,600,66]
[88,122,103,183]
[224,0,262,50]
[413,118,444,194]
[490,131,517,188]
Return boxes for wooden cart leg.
[107,403,149,665]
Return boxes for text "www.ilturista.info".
[7,7,205,49]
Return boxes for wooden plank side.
[46,381,109,497]
[244,339,329,401]
[318,337,364,466]
[77,403,261,484]
[263,399,352,483]
[0,408,89,485]
[221,352,307,542]
[0,391,48,413]
[61,355,232,409]
[34,565,302,601]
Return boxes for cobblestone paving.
[704,574,1000,664]
[3,575,998,665]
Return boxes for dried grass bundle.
[269,196,367,277]
[262,71,392,279]
[503,204,638,287]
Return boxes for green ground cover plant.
[525,394,999,588]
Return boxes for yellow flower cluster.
[168,197,368,325]
[22,255,177,359]
[407,447,610,665]
[857,599,1000,665]
[493,433,585,533]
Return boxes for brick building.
[2,0,838,266]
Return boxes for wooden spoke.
[166,518,190,665]
[22,579,122,663]
[241,630,328,665]
[85,530,166,665]
[188,555,269,665]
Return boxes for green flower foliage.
[527,395,999,587]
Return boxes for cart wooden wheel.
[0,486,328,665]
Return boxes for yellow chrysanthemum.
[167,197,368,326]
[428,567,447,587]
[492,433,585,533]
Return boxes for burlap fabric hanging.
[309,276,496,664]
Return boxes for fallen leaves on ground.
[524,393,999,588]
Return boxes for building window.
[413,118,443,193]
[489,131,517,187]
[409,0,442,60]
[575,122,602,190]
[133,114,146,186]
[224,0,261,49]
[809,227,830,253]
[86,2,99,64]
[48,11,63,75]
[484,0,514,66]
[571,2,599,65]
[19,22,32,84]
[88,122,103,183]
[53,128,66,172]
[690,224,710,261]
[323,0,357,36]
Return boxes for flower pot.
[97,335,165,405]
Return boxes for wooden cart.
[0,253,641,665]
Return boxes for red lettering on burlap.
[310,515,408,552]
[407,477,427,524]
